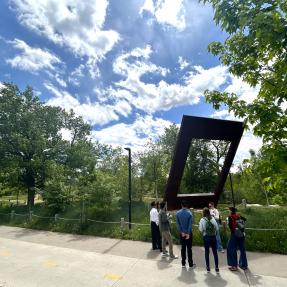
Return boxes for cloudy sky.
[0,0,261,163]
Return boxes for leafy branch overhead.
[202,0,287,145]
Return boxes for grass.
[0,201,286,254]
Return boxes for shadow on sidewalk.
[177,268,198,284]
[245,269,263,286]
[146,249,160,259]
[204,272,227,286]
[156,256,173,270]
[102,239,122,254]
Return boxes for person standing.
[199,207,219,273]
[227,207,248,271]
[150,201,162,251]
[209,202,224,253]
[176,200,196,268]
[158,202,178,259]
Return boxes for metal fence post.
[29,211,33,221]
[121,217,125,230]
[242,199,247,208]
[10,210,15,221]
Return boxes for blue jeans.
[227,234,248,268]
[203,235,219,269]
[216,222,223,251]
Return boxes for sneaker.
[220,250,225,253]
[182,264,186,268]
[206,267,210,273]
[162,253,168,257]
[169,255,178,259]
[239,266,248,271]
[189,263,196,269]
[215,268,220,273]
[229,266,238,271]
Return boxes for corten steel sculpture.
[164,115,244,210]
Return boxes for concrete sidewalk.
[0,226,286,286]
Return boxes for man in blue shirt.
[176,200,196,268]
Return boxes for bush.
[0,202,286,254]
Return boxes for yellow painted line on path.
[43,260,58,268]
[104,273,123,281]
[0,250,11,257]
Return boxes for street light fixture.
[124,147,132,229]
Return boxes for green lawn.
[0,201,286,254]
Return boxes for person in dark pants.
[199,207,219,273]
[227,207,248,271]
[150,201,162,251]
[176,200,196,268]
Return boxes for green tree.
[0,83,93,208]
[202,0,287,203]
[203,0,286,146]
[0,83,64,207]
[180,140,230,194]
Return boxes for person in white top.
[199,207,219,273]
[150,201,162,251]
[209,202,224,253]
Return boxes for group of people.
[150,200,248,273]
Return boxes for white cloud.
[178,56,189,70]
[140,0,186,31]
[54,74,67,88]
[211,110,231,119]
[59,128,73,142]
[91,114,172,151]
[225,76,260,104]
[111,46,228,113]
[46,71,67,87]
[44,83,132,126]
[234,131,262,164]
[211,75,261,121]
[6,39,61,72]
[68,64,85,86]
[11,0,120,78]
[209,75,263,164]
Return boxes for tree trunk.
[16,189,19,206]
[25,168,35,208]
[27,187,35,208]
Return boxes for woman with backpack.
[199,207,219,273]
[227,207,248,271]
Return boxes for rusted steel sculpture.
[164,115,244,210]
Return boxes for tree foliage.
[1,80,286,210]
[201,0,287,203]
[0,83,92,207]
[202,0,286,146]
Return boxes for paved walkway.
[0,226,286,286]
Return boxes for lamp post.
[124,147,132,229]
[229,173,235,208]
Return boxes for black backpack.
[205,218,216,236]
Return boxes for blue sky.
[0,0,261,163]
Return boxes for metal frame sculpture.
[164,115,244,210]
